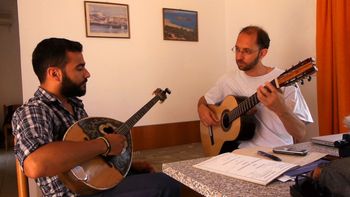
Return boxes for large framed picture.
[163,8,198,41]
[84,1,130,38]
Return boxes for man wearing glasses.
[197,25,313,152]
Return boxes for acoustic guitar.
[200,58,317,156]
[58,88,171,195]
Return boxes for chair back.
[3,104,21,124]
[2,104,21,151]
[14,138,43,197]
[16,159,29,197]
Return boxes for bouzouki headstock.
[277,57,317,88]
[153,88,171,103]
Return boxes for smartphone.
[272,147,308,156]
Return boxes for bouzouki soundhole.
[98,123,115,135]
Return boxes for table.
[162,142,338,197]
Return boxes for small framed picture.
[84,1,130,38]
[163,8,198,42]
[163,8,198,41]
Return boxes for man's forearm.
[277,109,306,142]
[24,139,106,178]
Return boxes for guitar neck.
[228,93,259,121]
[228,78,279,121]
[117,96,160,135]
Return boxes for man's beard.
[60,74,87,98]
[236,54,260,71]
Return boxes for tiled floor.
[133,142,205,171]
[0,143,205,197]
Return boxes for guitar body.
[200,96,256,156]
[59,117,133,195]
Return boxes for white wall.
[17,0,318,139]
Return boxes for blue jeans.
[82,172,180,197]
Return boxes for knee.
[154,173,181,196]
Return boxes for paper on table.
[233,146,327,166]
[193,153,297,185]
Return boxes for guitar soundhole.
[221,110,231,131]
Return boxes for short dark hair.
[239,26,270,49]
[32,38,83,83]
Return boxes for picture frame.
[84,1,130,38]
[163,8,198,41]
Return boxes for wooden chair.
[14,136,29,197]
[15,138,43,197]
[16,158,29,197]
[2,104,21,151]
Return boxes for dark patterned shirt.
[12,87,88,197]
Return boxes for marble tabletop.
[162,142,338,197]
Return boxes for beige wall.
[17,0,318,140]
[17,0,227,126]
[0,0,22,126]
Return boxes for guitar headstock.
[153,88,171,103]
[277,57,317,88]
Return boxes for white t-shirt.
[204,68,313,148]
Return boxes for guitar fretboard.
[228,80,278,122]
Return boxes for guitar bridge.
[71,166,88,181]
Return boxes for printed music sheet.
[193,153,297,185]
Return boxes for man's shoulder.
[14,99,49,119]
[14,91,56,118]
[25,94,52,108]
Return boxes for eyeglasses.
[231,46,259,56]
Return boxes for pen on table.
[257,150,282,161]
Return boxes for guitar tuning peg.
[308,76,312,81]
[300,79,304,85]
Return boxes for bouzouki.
[200,58,317,156]
[58,88,171,195]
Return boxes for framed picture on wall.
[163,8,198,41]
[84,1,130,38]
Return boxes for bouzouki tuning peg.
[165,88,171,94]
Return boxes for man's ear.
[47,67,61,81]
[259,48,268,59]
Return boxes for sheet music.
[193,153,297,185]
